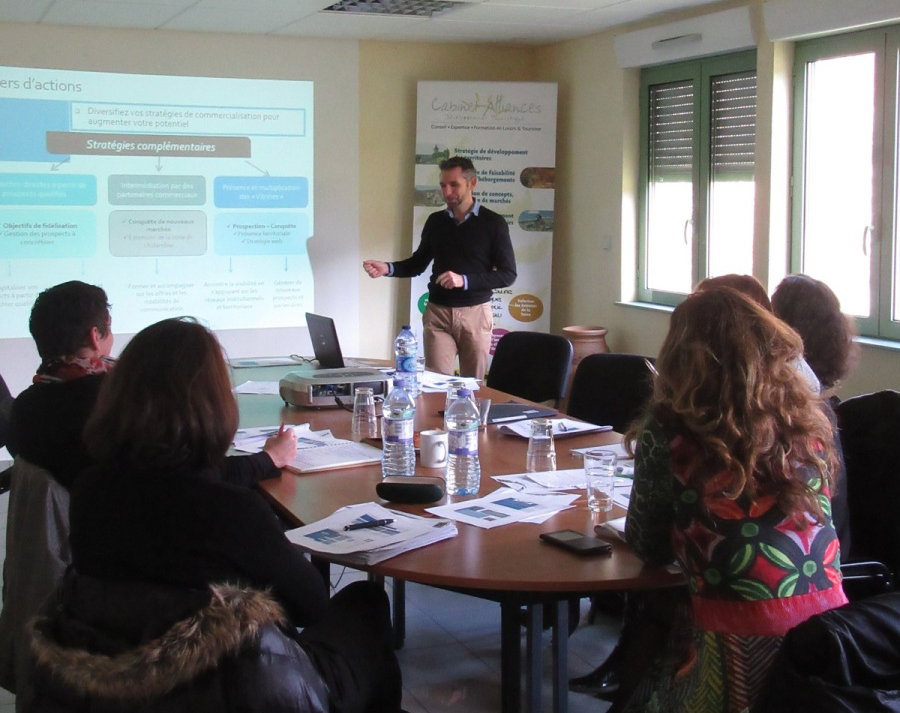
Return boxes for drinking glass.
[443,379,466,428]
[584,448,617,514]
[350,387,378,441]
[476,398,492,430]
[525,418,557,472]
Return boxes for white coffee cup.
[420,429,449,469]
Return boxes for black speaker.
[375,476,445,504]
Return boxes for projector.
[279,368,391,408]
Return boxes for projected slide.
[0,66,314,339]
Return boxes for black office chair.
[757,591,900,713]
[834,390,900,599]
[486,331,573,407]
[566,353,655,433]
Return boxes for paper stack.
[286,502,457,565]
[233,424,382,473]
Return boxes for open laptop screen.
[305,312,345,369]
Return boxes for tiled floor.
[0,480,617,713]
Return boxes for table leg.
[311,556,330,585]
[392,578,406,650]
[551,600,569,713]
[524,604,543,713]
[500,602,522,713]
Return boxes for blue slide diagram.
[0,66,314,338]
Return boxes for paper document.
[498,418,611,439]
[233,380,281,395]
[598,516,628,540]
[426,487,579,529]
[233,424,382,473]
[494,469,634,498]
[231,356,303,368]
[286,502,457,565]
[418,371,480,394]
[571,441,633,459]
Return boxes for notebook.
[305,312,346,369]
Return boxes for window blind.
[711,70,757,177]
[648,79,695,181]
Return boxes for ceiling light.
[323,0,465,17]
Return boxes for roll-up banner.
[411,81,558,361]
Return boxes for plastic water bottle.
[394,325,418,396]
[381,375,416,477]
[445,388,481,496]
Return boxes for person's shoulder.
[476,205,505,221]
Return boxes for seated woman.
[771,273,858,401]
[27,317,402,713]
[622,288,847,713]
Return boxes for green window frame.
[792,25,900,341]
[637,50,758,306]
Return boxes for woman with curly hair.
[622,288,847,713]
[771,274,858,396]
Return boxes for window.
[638,51,757,305]
[793,26,900,340]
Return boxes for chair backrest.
[566,353,655,432]
[834,390,900,579]
[486,331,573,406]
[0,458,71,696]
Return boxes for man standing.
[363,156,516,379]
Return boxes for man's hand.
[363,260,389,278]
[435,271,464,289]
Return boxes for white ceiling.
[0,0,725,45]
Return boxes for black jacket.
[758,591,900,712]
[27,573,329,713]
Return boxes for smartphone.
[539,529,613,556]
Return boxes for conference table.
[236,363,683,713]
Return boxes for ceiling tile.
[0,0,55,23]
[41,0,192,29]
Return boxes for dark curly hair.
[771,274,857,390]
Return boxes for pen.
[344,518,394,531]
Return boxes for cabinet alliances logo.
[430,92,543,119]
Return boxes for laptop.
[305,312,346,368]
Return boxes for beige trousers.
[422,302,492,379]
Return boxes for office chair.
[835,390,900,589]
[566,353,656,433]
[486,331,573,407]
[757,590,900,713]
[0,458,71,700]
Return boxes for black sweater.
[70,463,329,627]
[391,205,516,307]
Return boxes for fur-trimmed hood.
[29,576,326,709]
[31,582,285,700]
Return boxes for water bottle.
[445,387,481,496]
[394,325,418,396]
[381,375,416,477]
